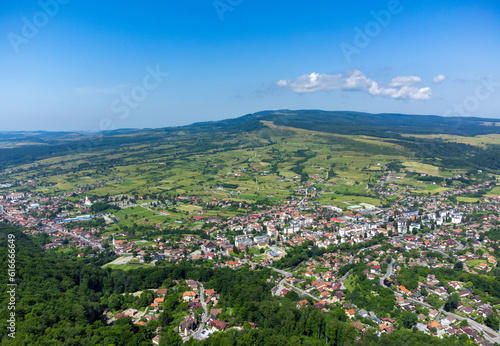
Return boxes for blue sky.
[1,0,499,131]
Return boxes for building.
[84,196,92,207]
[235,235,253,248]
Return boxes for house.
[345,309,356,319]
[381,324,395,334]
[382,317,395,326]
[313,302,325,310]
[434,288,448,297]
[179,316,197,336]
[427,320,440,330]
[478,263,489,271]
[187,280,199,290]
[416,323,427,332]
[183,291,197,302]
[210,308,223,316]
[209,319,229,332]
[356,309,367,318]
[428,309,439,319]
[321,291,331,299]
[351,321,364,332]
[458,305,475,314]
[399,285,411,295]
[152,335,161,345]
[480,307,494,318]
[157,289,168,296]
[445,315,456,324]
[201,241,217,253]
[297,300,309,308]
[458,290,470,298]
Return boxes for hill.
[2,110,500,172]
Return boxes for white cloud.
[432,74,446,84]
[276,70,432,100]
[389,76,421,87]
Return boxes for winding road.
[183,282,209,342]
[379,258,395,288]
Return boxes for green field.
[343,275,356,291]
[456,197,479,203]
[487,186,500,196]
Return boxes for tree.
[401,311,418,329]
[284,290,299,301]
[485,314,500,331]
[427,294,444,309]
[444,293,460,312]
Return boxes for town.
[2,167,500,345]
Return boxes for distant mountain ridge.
[150,109,500,137]
[250,110,500,137]
[2,110,500,171]
[2,110,500,139]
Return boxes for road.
[184,282,209,342]
[340,248,369,283]
[280,278,319,302]
[441,310,500,344]
[50,226,104,251]
[251,262,317,301]
[349,247,369,265]
[102,254,133,268]
[380,258,395,288]
[271,267,293,277]
[429,248,450,259]
[249,261,293,278]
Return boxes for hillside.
[0,111,498,228]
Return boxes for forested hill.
[1,110,500,171]
[251,110,500,137]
